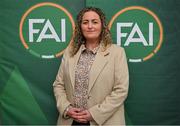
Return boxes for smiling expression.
[81,11,102,42]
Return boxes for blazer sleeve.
[53,48,71,118]
[88,47,129,125]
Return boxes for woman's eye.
[82,22,88,24]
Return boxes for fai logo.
[109,6,163,62]
[19,2,75,59]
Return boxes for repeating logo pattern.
[19,2,75,59]
[109,6,163,62]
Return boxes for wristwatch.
[63,105,72,119]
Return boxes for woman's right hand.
[67,107,89,123]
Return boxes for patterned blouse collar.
[81,44,100,54]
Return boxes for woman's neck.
[85,40,100,50]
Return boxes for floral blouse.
[73,44,99,109]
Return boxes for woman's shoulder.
[110,44,125,52]
[62,45,72,58]
[109,44,127,60]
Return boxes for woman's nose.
[88,22,92,28]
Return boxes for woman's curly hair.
[70,7,113,56]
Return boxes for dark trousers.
[72,120,90,126]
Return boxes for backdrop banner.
[0,0,180,125]
[85,0,180,124]
[0,0,85,124]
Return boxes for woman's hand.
[66,107,81,119]
[67,107,93,123]
[75,109,93,123]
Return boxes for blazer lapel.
[88,47,110,94]
[69,47,82,90]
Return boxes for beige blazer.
[53,44,129,125]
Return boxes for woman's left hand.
[74,109,93,123]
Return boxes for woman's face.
[81,11,102,42]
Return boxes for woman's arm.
[53,49,71,118]
[88,48,129,125]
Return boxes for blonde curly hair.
[70,7,113,56]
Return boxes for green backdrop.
[0,0,180,125]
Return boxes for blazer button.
[88,95,91,99]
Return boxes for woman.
[53,7,129,125]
